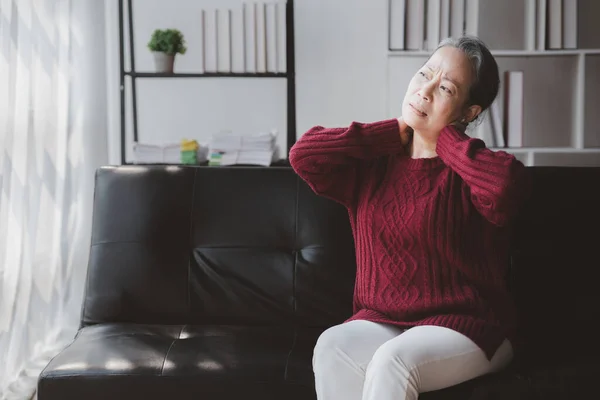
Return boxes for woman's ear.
[463,104,482,124]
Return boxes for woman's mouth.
[410,103,428,117]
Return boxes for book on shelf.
[471,113,494,147]
[199,10,205,72]
[464,0,479,37]
[472,99,505,148]
[230,7,245,73]
[389,0,584,52]
[426,0,441,51]
[450,0,465,39]
[405,0,424,50]
[265,3,278,72]
[562,0,577,49]
[473,72,522,150]
[389,0,406,50]
[439,0,450,41]
[275,2,286,72]
[503,70,524,148]
[548,0,563,49]
[217,9,231,73]
[490,100,505,148]
[198,2,287,75]
[255,2,267,73]
[525,0,536,51]
[243,3,257,73]
[203,9,218,72]
[536,0,547,50]
[390,0,446,51]
[545,0,578,50]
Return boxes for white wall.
[104,0,393,164]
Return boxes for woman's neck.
[409,130,438,159]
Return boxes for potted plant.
[147,29,187,73]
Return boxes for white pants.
[312,320,513,400]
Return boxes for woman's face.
[401,46,480,140]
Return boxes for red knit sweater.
[289,118,530,360]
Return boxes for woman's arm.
[289,118,407,208]
[435,125,531,226]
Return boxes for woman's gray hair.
[435,36,500,123]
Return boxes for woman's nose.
[418,85,432,102]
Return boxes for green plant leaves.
[147,29,187,55]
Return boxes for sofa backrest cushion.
[510,166,600,364]
[80,166,355,328]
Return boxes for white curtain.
[0,0,109,398]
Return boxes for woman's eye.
[418,71,427,78]
[440,86,451,93]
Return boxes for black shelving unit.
[118,0,296,165]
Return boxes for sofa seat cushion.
[38,323,315,400]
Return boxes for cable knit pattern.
[289,119,530,360]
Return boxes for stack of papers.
[208,147,280,167]
[132,141,208,164]
[208,130,279,166]
[132,143,182,164]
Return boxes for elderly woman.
[289,36,530,400]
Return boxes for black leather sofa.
[38,165,600,400]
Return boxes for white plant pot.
[152,52,175,73]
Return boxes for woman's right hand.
[397,117,413,147]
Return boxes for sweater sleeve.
[288,119,405,207]
[436,125,531,227]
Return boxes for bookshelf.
[387,0,600,167]
[118,0,296,165]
